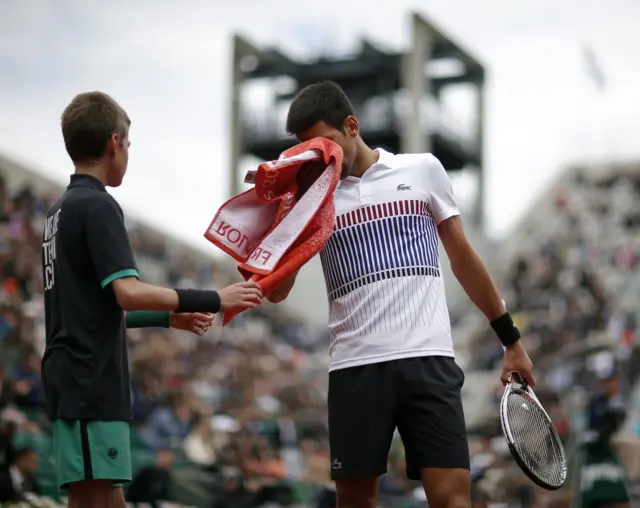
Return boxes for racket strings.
[505,391,566,487]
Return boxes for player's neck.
[350,140,379,178]
[74,163,110,187]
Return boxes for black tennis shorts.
[328,355,470,481]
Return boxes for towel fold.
[204,137,343,324]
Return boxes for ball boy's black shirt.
[42,174,139,421]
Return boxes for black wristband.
[174,289,221,314]
[490,312,521,347]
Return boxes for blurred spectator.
[0,419,16,469]
[243,437,286,481]
[142,390,193,452]
[0,446,39,503]
[214,467,254,508]
[589,372,626,447]
[379,451,413,498]
[10,348,44,411]
[580,372,631,507]
[126,449,175,508]
[131,365,163,424]
[184,413,227,470]
[0,368,11,411]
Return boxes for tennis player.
[42,91,262,508]
[268,81,534,508]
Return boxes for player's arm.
[265,271,299,303]
[424,154,534,384]
[85,198,262,314]
[439,217,534,385]
[438,216,504,320]
[420,153,502,319]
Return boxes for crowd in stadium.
[1,161,640,507]
[464,166,640,507]
[0,171,336,507]
[470,167,640,377]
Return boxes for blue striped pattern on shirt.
[320,199,440,301]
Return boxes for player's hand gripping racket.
[500,372,567,490]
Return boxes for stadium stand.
[2,151,640,507]
[461,161,640,507]
[0,154,333,507]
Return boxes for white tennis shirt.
[319,148,460,371]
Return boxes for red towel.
[204,137,343,324]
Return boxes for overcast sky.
[1,0,639,252]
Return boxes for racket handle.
[511,372,527,387]
[501,343,528,389]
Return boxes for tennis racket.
[500,372,568,490]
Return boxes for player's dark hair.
[286,81,354,136]
[61,91,131,164]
